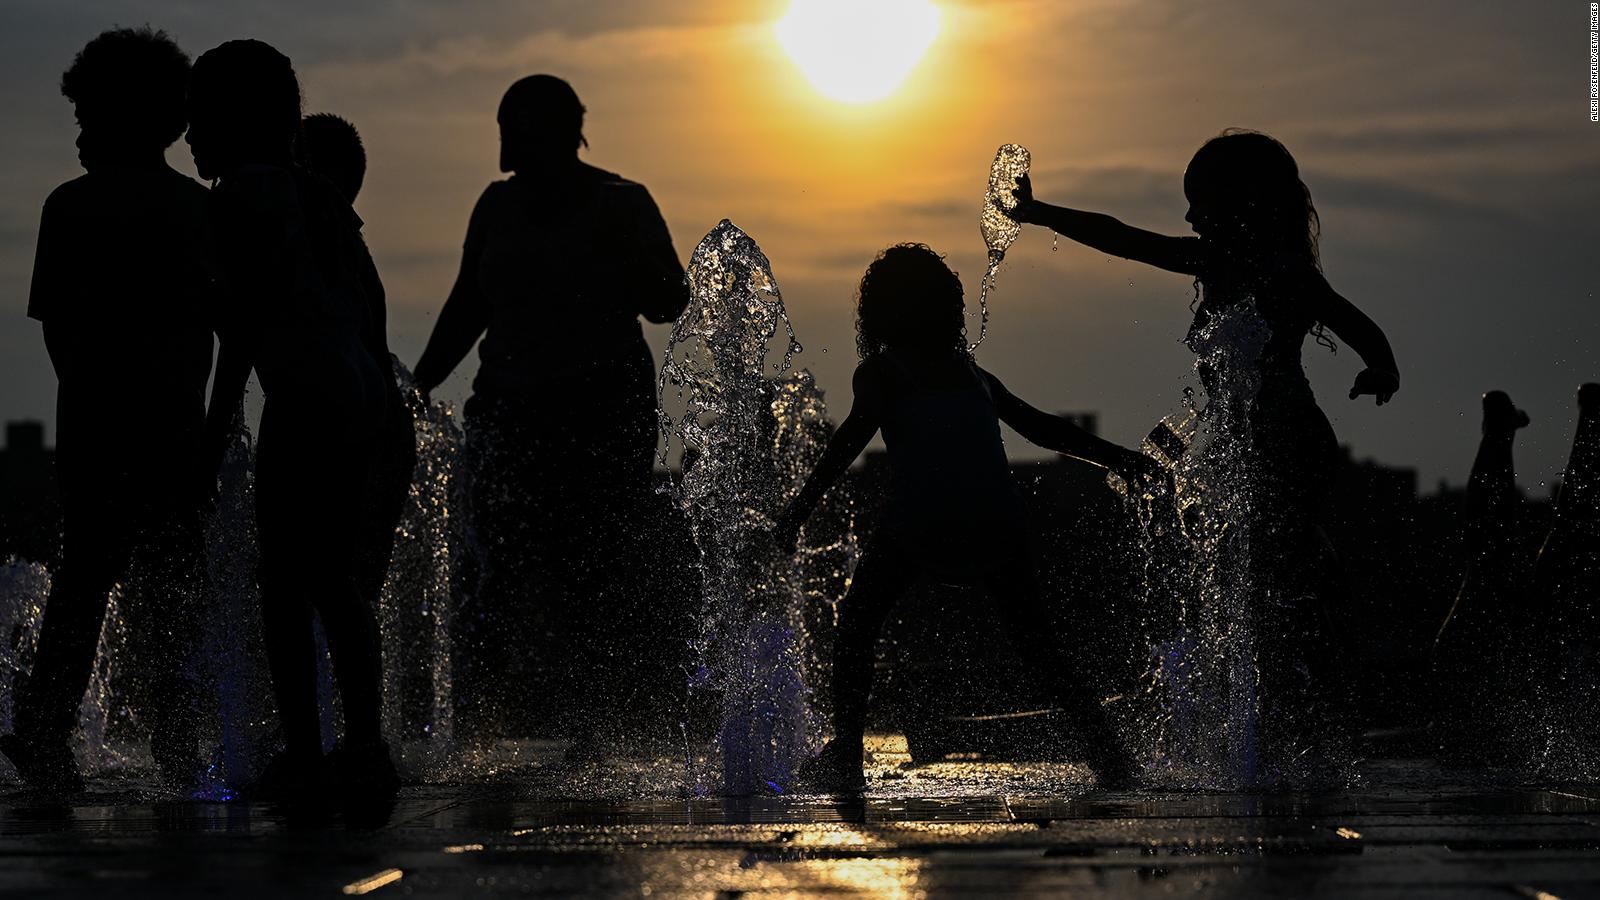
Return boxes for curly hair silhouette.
[301,112,366,202]
[854,243,967,360]
[62,26,190,167]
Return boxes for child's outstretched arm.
[1309,272,1401,406]
[983,369,1161,484]
[773,361,887,552]
[1009,174,1203,276]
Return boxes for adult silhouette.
[412,75,689,744]
[299,112,418,633]
[188,40,395,806]
[1011,129,1400,767]
[1,27,211,793]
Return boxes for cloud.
[1308,170,1526,228]
[1299,122,1574,155]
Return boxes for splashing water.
[0,562,177,786]
[2,363,466,795]
[765,371,861,740]
[974,143,1031,352]
[0,559,50,740]
[659,220,846,796]
[0,559,143,783]
[1110,298,1357,790]
[378,359,464,778]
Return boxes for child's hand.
[1349,368,1399,406]
[1007,174,1039,224]
[1111,450,1166,493]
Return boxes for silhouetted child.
[189,40,395,809]
[300,113,367,204]
[1,27,212,793]
[300,112,417,634]
[1011,129,1400,770]
[773,244,1158,791]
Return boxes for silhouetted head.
[61,27,191,170]
[186,39,302,181]
[1183,129,1320,268]
[855,243,966,359]
[301,113,366,203]
[497,74,586,173]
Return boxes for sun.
[776,0,942,104]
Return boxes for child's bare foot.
[795,739,866,794]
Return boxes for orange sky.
[1,0,1596,488]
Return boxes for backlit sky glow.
[0,0,1595,491]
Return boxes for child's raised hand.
[1348,367,1399,406]
[1007,174,1038,223]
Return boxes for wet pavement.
[5,742,1600,898]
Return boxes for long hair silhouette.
[1183,129,1335,350]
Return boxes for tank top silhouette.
[876,350,1023,553]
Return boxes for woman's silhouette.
[189,40,395,806]
[1011,129,1400,763]
[412,75,689,743]
[774,244,1158,791]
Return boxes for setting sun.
[775,0,942,103]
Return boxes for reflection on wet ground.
[4,740,1600,897]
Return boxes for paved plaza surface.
[4,740,1600,898]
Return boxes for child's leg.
[257,562,322,761]
[829,536,918,758]
[124,503,209,778]
[310,433,386,754]
[255,418,340,764]
[13,492,133,744]
[980,552,1129,772]
[317,575,385,751]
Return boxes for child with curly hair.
[4,26,212,793]
[774,244,1157,791]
